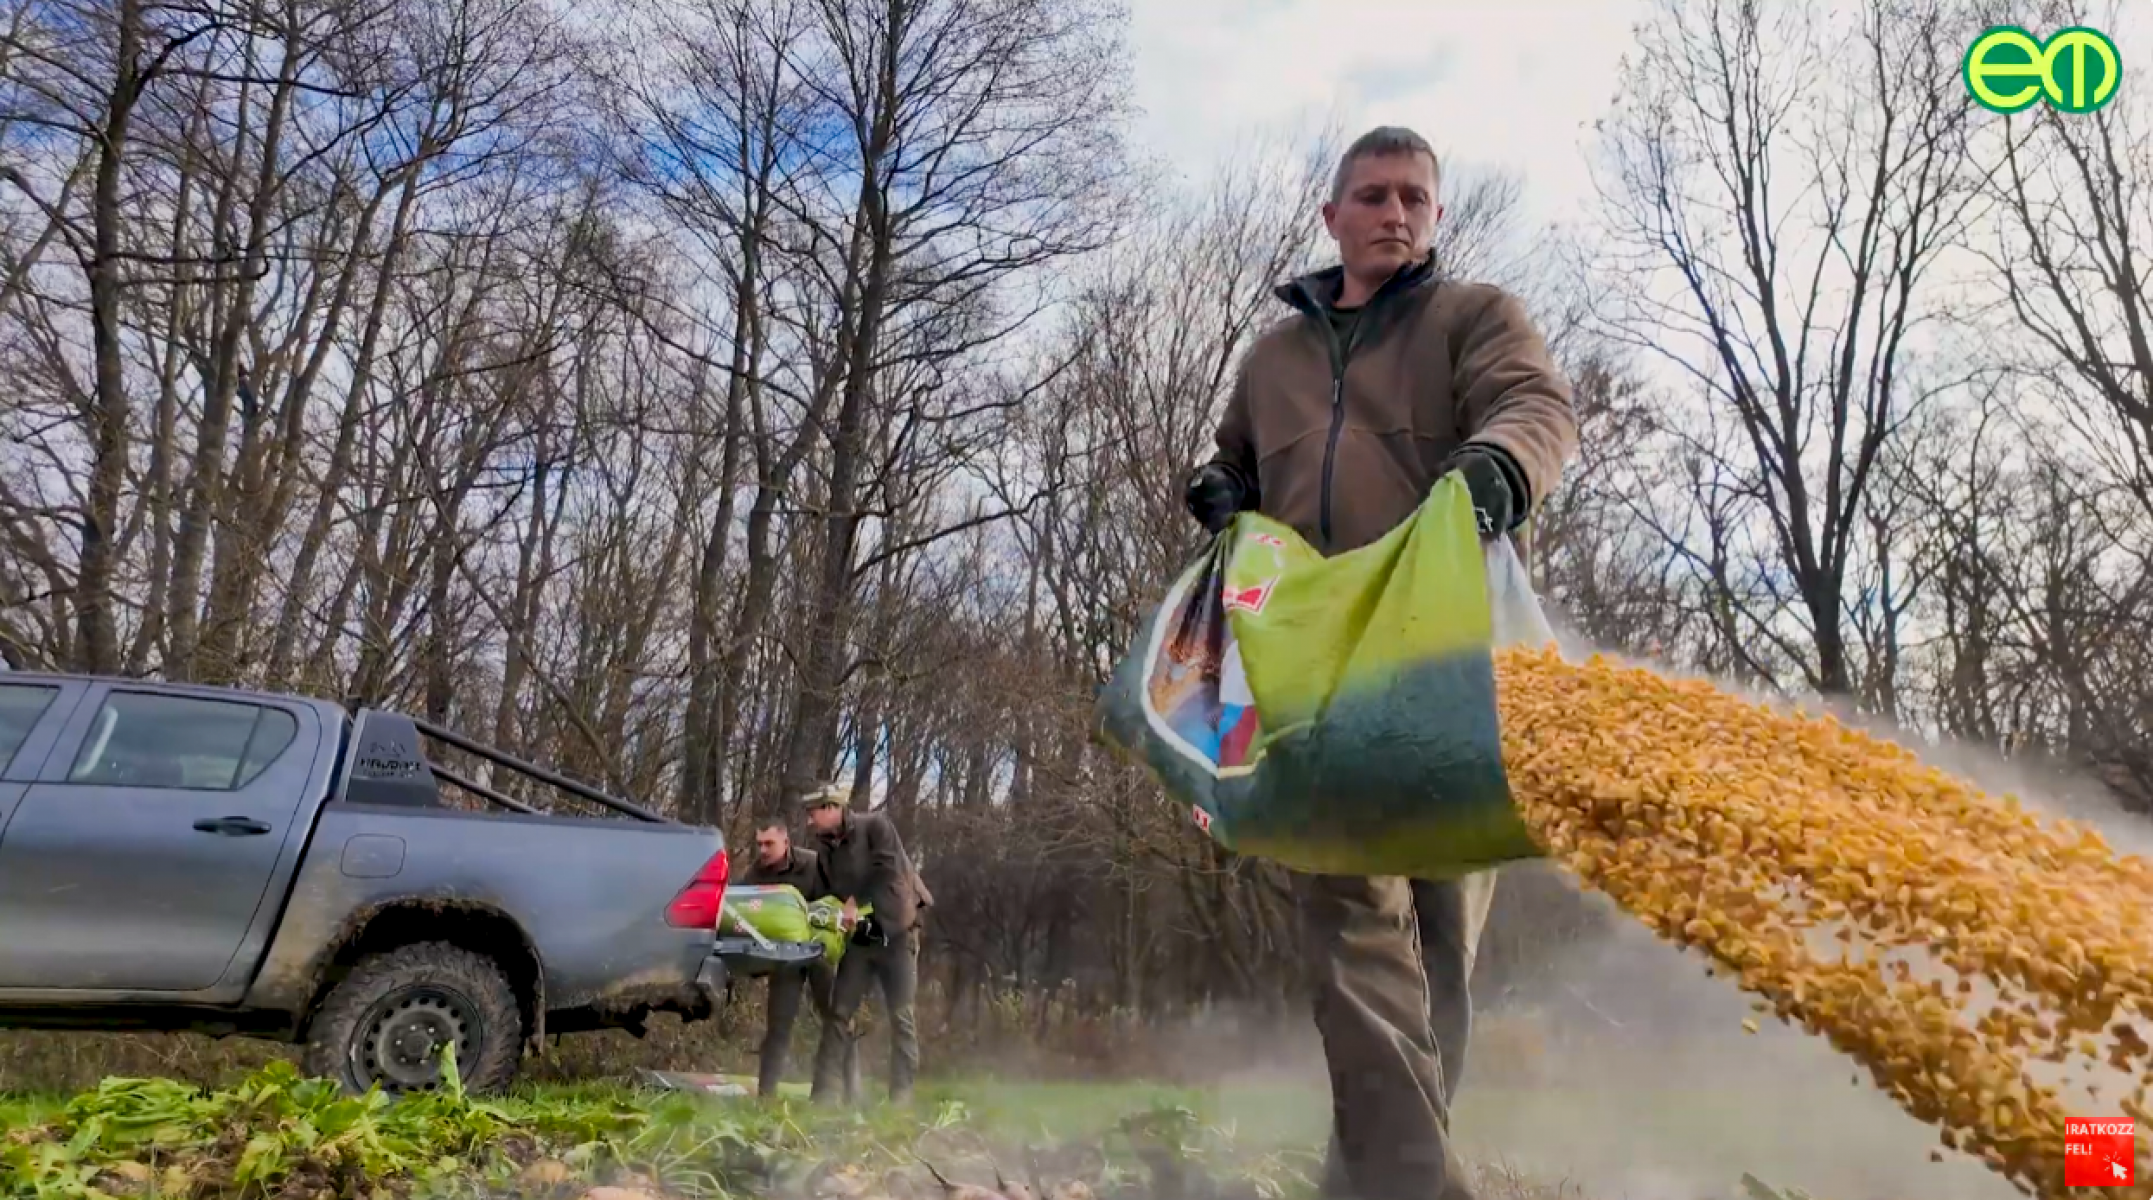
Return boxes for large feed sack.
[719,885,815,944]
[1095,475,1555,880]
[719,885,871,966]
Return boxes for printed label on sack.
[2066,1117,2134,1185]
[1142,554,1266,779]
[1190,805,1211,832]
[1222,532,1286,615]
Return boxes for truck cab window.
[0,683,58,771]
[66,692,299,790]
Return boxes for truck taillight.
[665,849,731,928]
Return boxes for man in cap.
[1182,125,1579,1200]
[800,782,924,1104]
[738,818,840,1099]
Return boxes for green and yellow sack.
[806,897,871,964]
[1095,475,1556,880]
[718,884,815,943]
[720,885,873,966]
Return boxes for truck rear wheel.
[303,941,524,1095]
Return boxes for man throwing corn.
[1184,126,1579,1200]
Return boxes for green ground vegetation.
[2,1059,1338,1200]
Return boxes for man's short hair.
[756,818,788,835]
[1331,126,1441,202]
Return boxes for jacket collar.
[1276,252,1438,317]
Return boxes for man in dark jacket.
[739,819,839,1098]
[800,783,922,1104]
[1183,126,1579,1200]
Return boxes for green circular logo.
[1965,25,2121,114]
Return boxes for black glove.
[1440,444,1528,538]
[1183,462,1252,534]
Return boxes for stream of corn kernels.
[1494,645,2153,1200]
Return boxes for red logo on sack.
[2067,1116,2135,1186]
[1222,582,1274,614]
[1223,533,1286,615]
[1190,805,1211,832]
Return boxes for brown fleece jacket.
[1209,254,1579,556]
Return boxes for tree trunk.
[74,0,148,675]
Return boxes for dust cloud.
[1458,886,2018,1200]
[1151,881,2027,1200]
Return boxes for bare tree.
[768,0,1132,808]
[1588,0,1987,698]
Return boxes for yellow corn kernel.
[1494,645,2153,1197]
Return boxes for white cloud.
[1126,0,1651,225]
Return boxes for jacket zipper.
[1295,262,1433,551]
[1316,301,1365,551]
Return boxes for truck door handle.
[193,816,272,837]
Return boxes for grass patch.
[0,1058,1851,1200]
[0,1092,60,1129]
[916,1077,1321,1150]
[0,1061,1327,1200]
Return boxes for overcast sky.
[1126,0,1653,227]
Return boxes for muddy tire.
[302,941,524,1096]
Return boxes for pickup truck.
[0,672,810,1094]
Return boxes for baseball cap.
[798,782,850,810]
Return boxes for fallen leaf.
[821,1164,876,1198]
[523,1159,577,1187]
[94,1161,155,1195]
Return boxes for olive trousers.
[1304,870,1499,1200]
